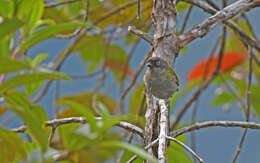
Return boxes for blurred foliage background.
[0,0,259,162]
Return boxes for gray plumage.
[144,57,179,99]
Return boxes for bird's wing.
[166,67,179,86]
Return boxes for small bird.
[143,57,179,99]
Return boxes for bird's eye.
[155,60,160,66]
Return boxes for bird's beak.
[147,62,152,68]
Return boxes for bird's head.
[146,57,168,74]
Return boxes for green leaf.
[24,81,44,96]
[73,35,105,72]
[56,92,120,115]
[212,91,236,106]
[58,123,92,150]
[0,39,11,57]
[170,92,180,112]
[0,0,14,18]
[0,18,24,39]
[18,23,91,53]
[101,141,158,163]
[101,114,134,133]
[236,20,253,37]
[98,102,111,120]
[0,128,27,160]
[17,0,44,35]
[177,1,190,13]
[0,57,29,73]
[180,45,187,54]
[43,8,70,24]
[106,45,129,84]
[59,101,98,132]
[233,79,247,97]
[0,72,70,94]
[31,53,49,68]
[167,135,192,163]
[0,139,16,162]
[182,79,200,95]
[129,83,145,115]
[5,91,48,151]
[251,84,260,118]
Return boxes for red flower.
[187,52,247,80]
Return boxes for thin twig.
[55,0,89,39]
[128,26,153,44]
[32,28,87,103]
[120,39,140,112]
[121,47,153,99]
[252,50,260,66]
[190,100,199,163]
[137,0,141,20]
[44,0,80,8]
[0,113,16,126]
[166,136,204,163]
[171,121,260,137]
[206,0,220,10]
[48,127,57,146]
[219,75,246,110]
[232,46,253,163]
[54,80,60,117]
[180,6,193,34]
[94,0,138,25]
[69,71,103,80]
[171,27,226,130]
[127,138,159,163]
[116,133,134,163]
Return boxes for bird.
[143,57,179,99]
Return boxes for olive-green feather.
[165,67,179,86]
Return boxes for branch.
[232,46,253,163]
[166,136,204,163]
[128,26,153,44]
[181,0,260,51]
[158,100,169,163]
[44,0,80,8]
[179,0,258,47]
[11,117,144,138]
[127,138,159,163]
[171,121,260,137]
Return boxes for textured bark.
[143,0,260,162]
[144,0,178,162]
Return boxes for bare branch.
[137,0,141,20]
[128,26,153,44]
[12,117,144,138]
[182,0,260,51]
[166,136,204,163]
[180,6,193,34]
[171,121,260,137]
[232,46,253,163]
[44,0,80,8]
[158,100,169,163]
[127,138,159,163]
[179,0,257,46]
[48,127,57,146]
